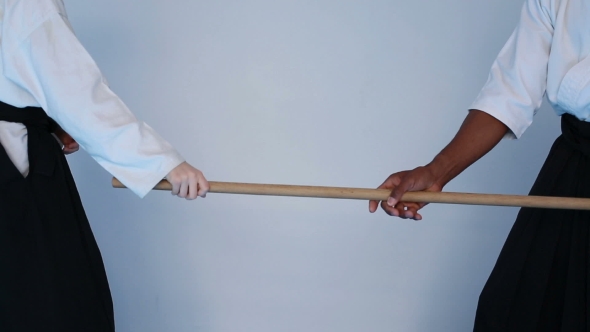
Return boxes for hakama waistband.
[561,113,590,157]
[0,101,60,180]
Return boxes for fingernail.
[387,198,396,206]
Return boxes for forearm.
[426,109,508,188]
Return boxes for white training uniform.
[0,0,185,197]
[471,0,590,139]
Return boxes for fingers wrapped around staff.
[166,162,210,200]
[369,167,441,220]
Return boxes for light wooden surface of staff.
[111,178,590,210]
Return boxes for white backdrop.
[64,0,560,331]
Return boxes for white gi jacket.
[471,0,590,139]
[0,0,185,198]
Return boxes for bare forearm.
[370,109,509,219]
[427,110,508,188]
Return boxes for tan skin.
[54,125,80,155]
[368,110,509,220]
[54,126,210,200]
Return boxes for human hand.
[54,126,80,155]
[368,166,443,220]
[165,162,209,200]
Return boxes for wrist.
[425,154,455,189]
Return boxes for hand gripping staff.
[111,178,590,210]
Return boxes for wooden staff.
[112,177,590,210]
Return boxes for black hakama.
[0,102,115,331]
[474,114,590,331]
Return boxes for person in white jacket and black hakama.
[0,0,209,330]
[370,0,590,330]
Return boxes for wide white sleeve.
[2,11,185,197]
[470,0,554,139]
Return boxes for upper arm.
[469,0,555,139]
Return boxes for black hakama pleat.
[0,102,114,331]
[474,114,590,331]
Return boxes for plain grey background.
[64,0,560,331]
